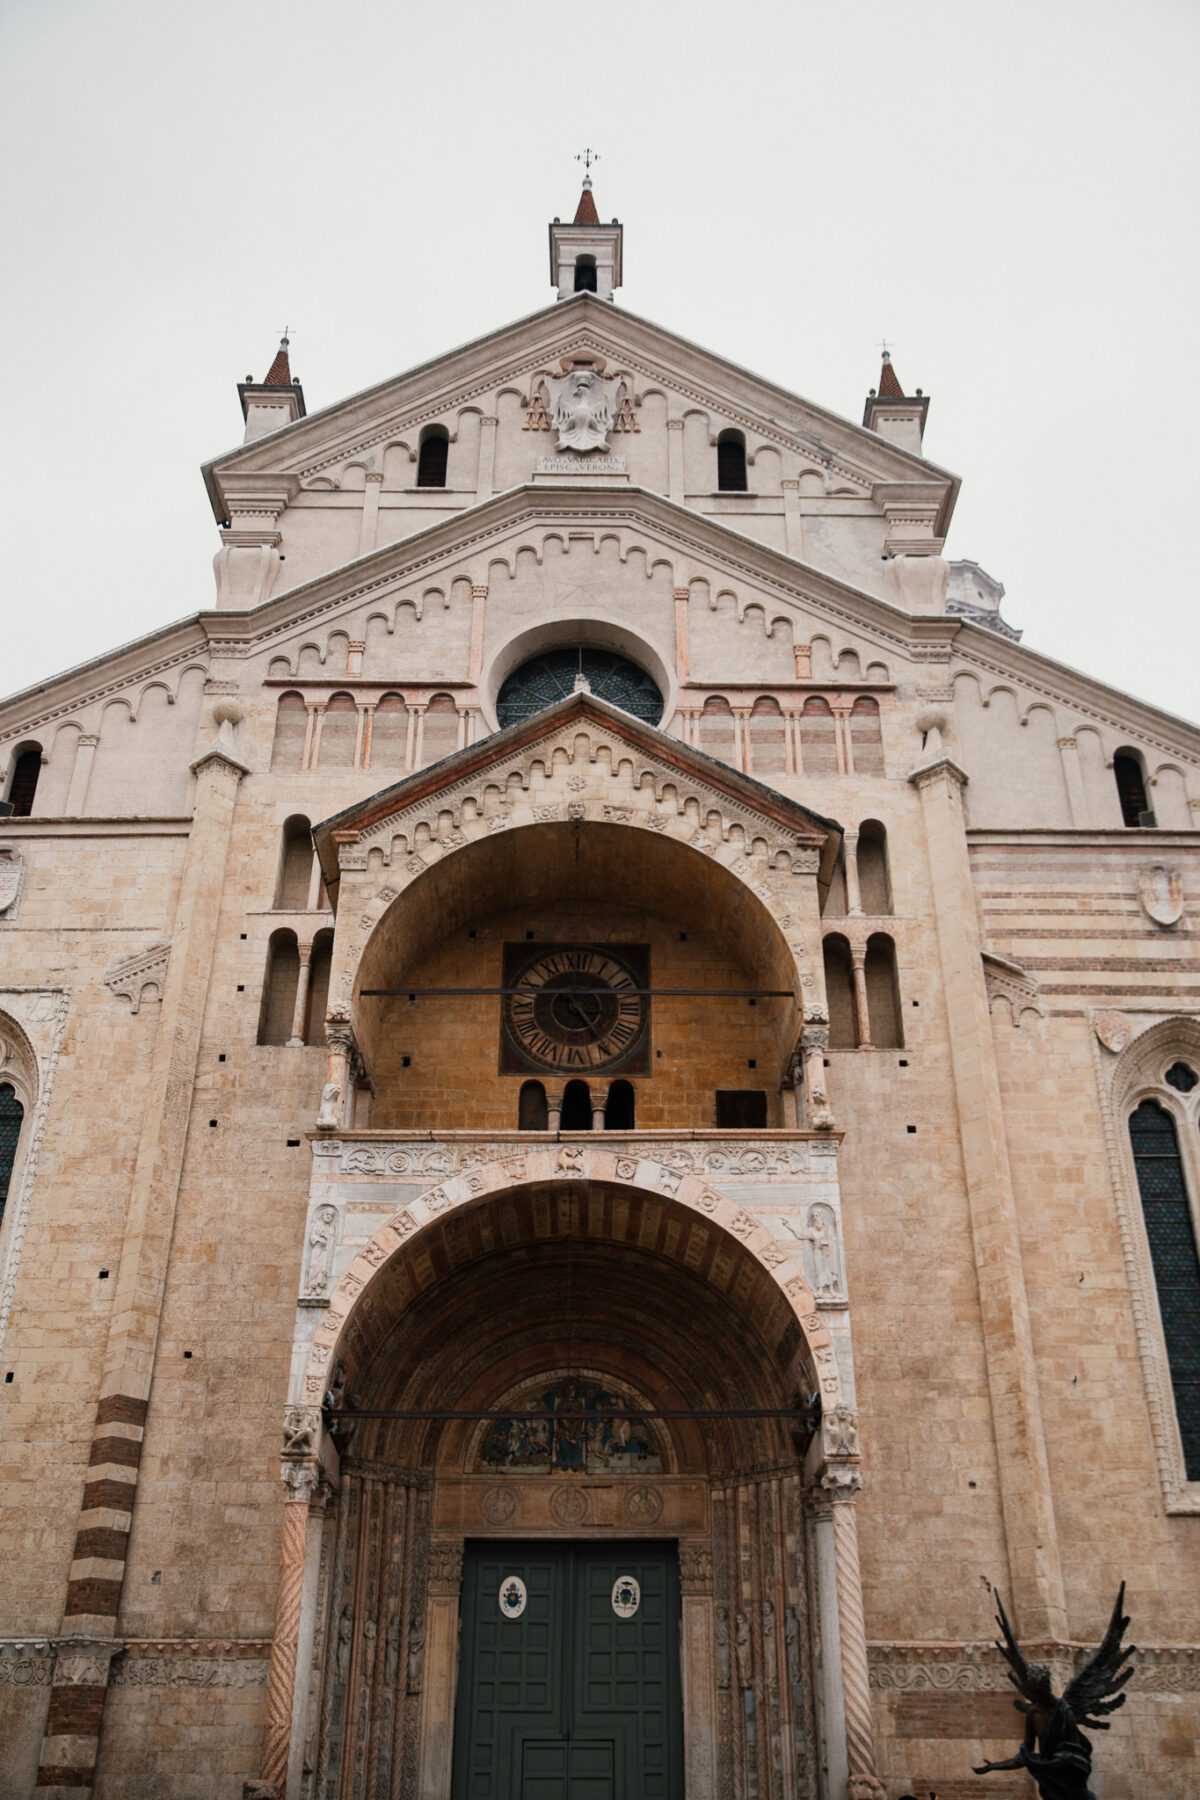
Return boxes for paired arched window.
[5,745,42,817]
[716,430,747,492]
[258,929,300,1046]
[0,1082,25,1233]
[864,933,902,1048]
[823,935,856,1049]
[574,255,597,293]
[822,931,902,1048]
[1114,749,1152,827]
[416,426,449,489]
[1127,1073,1200,1479]
[305,931,334,1046]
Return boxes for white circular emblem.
[499,1576,527,1619]
[611,1575,641,1619]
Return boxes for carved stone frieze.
[678,1544,713,1593]
[112,1655,269,1688]
[0,1641,55,1685]
[102,939,171,1013]
[427,1541,464,1594]
[868,1641,1200,1694]
[328,1136,827,1181]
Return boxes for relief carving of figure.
[385,1615,401,1686]
[545,366,623,453]
[802,1202,844,1299]
[316,1081,342,1130]
[784,1605,801,1689]
[715,1606,731,1689]
[336,1606,353,1682]
[303,1204,339,1296]
[735,1609,753,1690]
[407,1616,425,1694]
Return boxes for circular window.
[496,647,663,730]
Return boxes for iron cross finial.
[879,335,892,358]
[279,324,291,347]
[575,148,600,178]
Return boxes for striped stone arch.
[299,1145,844,1412]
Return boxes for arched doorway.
[295,1178,825,1800]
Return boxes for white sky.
[1,0,1197,722]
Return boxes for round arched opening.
[497,646,664,731]
[480,617,676,734]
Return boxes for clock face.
[501,944,650,1075]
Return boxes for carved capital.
[280,1460,321,1504]
[908,754,968,791]
[819,1463,863,1502]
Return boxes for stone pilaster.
[35,721,249,1792]
[262,1460,322,1795]
[909,753,1067,1640]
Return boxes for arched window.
[370,693,408,768]
[258,929,300,1046]
[421,694,459,768]
[698,696,737,766]
[865,934,903,1048]
[270,693,307,771]
[849,697,885,776]
[0,1082,25,1233]
[1114,749,1152,827]
[716,429,747,492]
[799,698,838,776]
[318,693,357,769]
[6,745,42,817]
[519,1080,549,1131]
[747,697,787,777]
[560,1079,592,1131]
[823,854,847,918]
[823,935,856,1049]
[275,815,314,910]
[416,426,449,489]
[574,255,597,293]
[305,931,334,1046]
[604,1080,635,1130]
[1128,1099,1200,1478]
[857,821,892,915]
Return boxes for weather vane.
[575,148,600,177]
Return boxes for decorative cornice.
[908,754,969,791]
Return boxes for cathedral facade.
[0,182,1197,1799]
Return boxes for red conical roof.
[573,179,600,225]
[264,336,292,386]
[878,350,904,398]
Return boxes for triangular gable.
[312,688,843,892]
[203,293,958,535]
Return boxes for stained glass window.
[496,648,663,730]
[1128,1099,1200,1479]
[0,1082,24,1232]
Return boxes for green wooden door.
[451,1541,682,1800]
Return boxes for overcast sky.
[2,0,1196,722]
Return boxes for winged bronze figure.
[973,1583,1134,1800]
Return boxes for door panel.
[452,1542,682,1800]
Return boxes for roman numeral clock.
[500,944,651,1075]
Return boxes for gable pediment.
[312,689,843,894]
[203,295,958,531]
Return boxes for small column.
[793,642,812,680]
[1058,735,1087,826]
[547,1087,563,1132]
[842,830,863,916]
[808,1487,848,1800]
[262,1459,321,1795]
[591,1086,607,1132]
[849,947,871,1048]
[456,707,469,751]
[411,703,428,771]
[287,946,314,1048]
[788,713,804,777]
[732,707,752,774]
[305,703,326,773]
[781,479,805,559]
[673,586,691,679]
[468,584,488,685]
[477,415,498,501]
[822,1469,885,1800]
[323,1022,355,1130]
[801,1026,833,1130]
[346,640,365,677]
[404,702,419,773]
[832,706,854,776]
[353,705,370,770]
[65,733,99,815]
[357,471,383,557]
[667,419,684,502]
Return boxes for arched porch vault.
[310,687,843,1119]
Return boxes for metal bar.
[327,1407,808,1421]
[359,987,794,998]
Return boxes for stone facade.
[0,187,1197,1799]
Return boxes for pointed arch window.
[1128,1098,1200,1479]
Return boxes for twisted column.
[262,1461,319,1794]
[825,1474,883,1797]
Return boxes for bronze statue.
[974,1584,1134,1799]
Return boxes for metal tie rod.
[360,987,794,998]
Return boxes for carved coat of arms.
[1137,864,1183,928]
[544,366,623,453]
[0,847,23,915]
